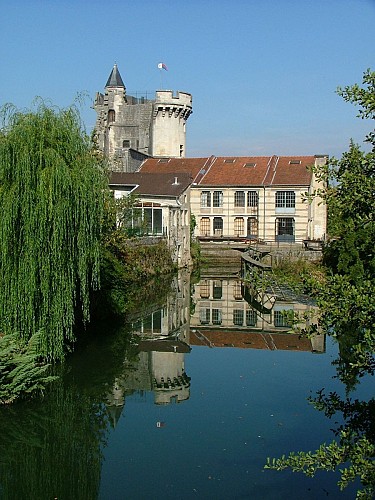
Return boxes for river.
[0,271,371,499]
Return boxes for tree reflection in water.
[0,275,175,500]
[0,375,106,500]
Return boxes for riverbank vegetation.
[266,69,375,499]
[0,101,176,404]
[0,102,107,362]
[0,332,57,404]
[272,257,326,291]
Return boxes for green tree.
[0,102,108,361]
[266,70,375,499]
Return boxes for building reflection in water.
[106,273,192,423]
[106,272,325,423]
[190,276,325,353]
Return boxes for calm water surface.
[0,273,370,499]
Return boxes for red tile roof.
[201,156,272,186]
[140,157,213,183]
[263,156,314,186]
[139,155,315,187]
[190,329,314,351]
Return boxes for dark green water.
[0,273,371,499]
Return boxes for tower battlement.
[155,90,192,106]
[94,65,193,171]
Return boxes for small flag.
[158,62,168,71]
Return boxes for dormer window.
[289,160,301,165]
[224,159,235,163]
[244,162,257,167]
[158,158,169,163]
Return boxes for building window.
[200,280,210,298]
[276,218,295,242]
[233,281,243,300]
[213,191,223,207]
[212,280,222,299]
[153,208,162,234]
[152,310,162,333]
[200,217,210,236]
[199,308,210,325]
[123,140,130,148]
[234,191,245,207]
[234,217,244,236]
[201,191,211,207]
[213,217,223,236]
[180,144,183,157]
[247,217,258,238]
[247,191,259,207]
[275,191,295,208]
[233,309,244,326]
[141,208,163,235]
[246,309,257,326]
[274,310,293,328]
[212,308,222,325]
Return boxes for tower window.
[123,140,130,148]
[108,109,115,123]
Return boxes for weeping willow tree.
[0,102,108,360]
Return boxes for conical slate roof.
[105,64,125,88]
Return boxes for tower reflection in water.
[106,272,325,422]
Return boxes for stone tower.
[94,64,193,171]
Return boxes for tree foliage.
[0,102,107,360]
[266,69,375,498]
[0,332,57,404]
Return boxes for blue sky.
[1,0,374,158]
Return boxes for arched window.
[213,217,223,236]
[247,217,258,238]
[234,217,244,236]
[200,217,210,236]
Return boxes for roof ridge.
[261,155,275,185]
[198,156,217,185]
[269,156,280,185]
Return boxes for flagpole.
[158,62,168,89]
